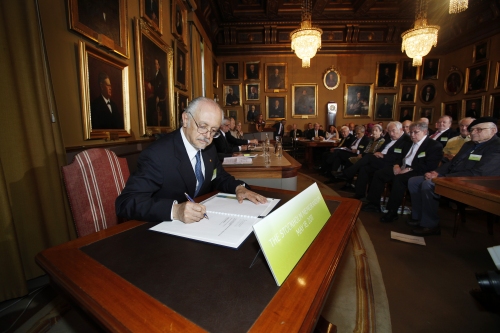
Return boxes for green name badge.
[469,154,482,161]
[394,148,402,153]
[211,169,217,180]
[418,152,426,158]
[359,145,364,149]
[440,137,448,141]
[253,183,331,286]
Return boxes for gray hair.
[409,121,428,133]
[340,125,349,131]
[372,124,383,132]
[184,97,224,127]
[354,125,365,133]
[387,121,402,130]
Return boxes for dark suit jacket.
[90,95,123,129]
[352,136,372,154]
[436,136,500,177]
[273,122,285,138]
[306,129,326,140]
[375,134,413,168]
[337,133,356,148]
[116,130,243,222]
[290,129,303,138]
[213,130,248,159]
[395,137,443,174]
[433,128,458,147]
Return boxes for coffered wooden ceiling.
[192,0,500,56]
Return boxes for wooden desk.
[36,187,360,333]
[433,177,500,216]
[297,140,339,169]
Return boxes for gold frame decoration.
[473,40,489,63]
[490,93,500,119]
[69,0,129,58]
[224,62,240,81]
[444,67,464,96]
[419,107,434,123]
[176,91,189,127]
[213,59,219,88]
[223,84,242,107]
[292,84,318,118]
[140,0,162,34]
[244,104,261,124]
[265,63,288,92]
[398,105,416,122]
[465,62,490,94]
[244,61,261,81]
[374,93,397,120]
[420,83,437,104]
[225,109,240,122]
[422,58,439,80]
[401,59,419,81]
[175,41,188,91]
[78,41,130,140]
[376,62,398,88]
[441,100,461,123]
[344,83,374,118]
[134,18,175,135]
[462,96,485,118]
[171,0,187,45]
[495,61,500,89]
[266,96,286,120]
[323,66,340,90]
[246,83,260,101]
[400,83,417,103]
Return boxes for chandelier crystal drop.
[449,0,468,14]
[401,0,439,67]
[290,0,322,68]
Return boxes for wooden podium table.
[36,187,360,333]
[297,140,339,169]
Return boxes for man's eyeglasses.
[470,127,492,133]
[188,112,220,138]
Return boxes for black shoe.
[411,226,441,236]
[380,211,399,223]
[361,203,381,213]
[406,216,420,226]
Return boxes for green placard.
[253,183,331,285]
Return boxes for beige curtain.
[190,23,203,99]
[0,0,75,302]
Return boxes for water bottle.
[276,142,283,157]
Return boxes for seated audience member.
[214,117,258,159]
[349,124,385,165]
[234,121,244,139]
[442,117,475,162]
[325,125,339,140]
[361,121,443,222]
[324,125,370,183]
[273,119,286,138]
[333,121,412,199]
[365,123,374,137]
[290,124,303,138]
[304,122,314,137]
[407,117,500,236]
[317,126,354,174]
[402,120,412,135]
[429,116,457,146]
[255,114,266,132]
[115,97,267,223]
[306,122,325,140]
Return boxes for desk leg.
[305,147,314,169]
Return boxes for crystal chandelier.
[401,0,439,67]
[449,0,468,14]
[290,0,322,68]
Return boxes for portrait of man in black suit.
[375,95,394,120]
[225,62,239,80]
[467,64,488,92]
[245,63,259,80]
[420,84,436,103]
[143,0,159,27]
[146,58,167,127]
[268,97,285,119]
[401,60,417,80]
[90,72,124,129]
[176,48,186,86]
[401,85,415,102]
[422,59,439,80]
[247,85,259,100]
[266,65,286,90]
[376,63,397,88]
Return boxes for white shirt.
[102,95,112,113]
[180,128,205,183]
[404,135,426,168]
[381,139,397,154]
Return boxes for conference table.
[296,139,339,169]
[36,187,361,333]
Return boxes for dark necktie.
[194,151,204,197]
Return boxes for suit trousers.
[367,167,417,212]
[407,176,440,228]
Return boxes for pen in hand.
[184,192,209,220]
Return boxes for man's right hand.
[172,201,206,223]
[374,152,384,158]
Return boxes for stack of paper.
[222,156,253,165]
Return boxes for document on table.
[222,156,253,165]
[390,231,426,246]
[150,193,280,248]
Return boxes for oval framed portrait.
[323,67,340,90]
[444,69,464,96]
[420,83,437,104]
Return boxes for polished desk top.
[36,187,360,332]
[297,139,339,148]
[223,151,301,179]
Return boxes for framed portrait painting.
[344,83,373,118]
[224,62,239,81]
[490,93,500,119]
[244,103,261,124]
[265,63,288,92]
[171,0,187,45]
[78,41,130,140]
[419,107,434,123]
[266,96,286,120]
[69,0,129,58]
[495,62,500,89]
[140,0,162,34]
[444,69,463,96]
[374,93,396,120]
[399,84,417,103]
[226,109,239,122]
[420,83,436,104]
[401,59,419,81]
[465,62,490,94]
[176,92,188,127]
[244,61,260,81]
[246,83,260,101]
[323,66,340,90]
[213,59,219,88]
[175,41,188,91]
[441,100,461,123]
[223,84,242,106]
[422,58,439,80]
[473,40,488,63]
[462,96,485,119]
[376,62,398,88]
[292,84,318,118]
[398,106,416,122]
[134,18,175,135]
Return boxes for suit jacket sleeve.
[357,136,371,154]
[226,131,248,146]
[409,138,443,174]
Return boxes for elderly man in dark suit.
[116,97,266,223]
[213,117,258,160]
[361,121,443,222]
[429,115,458,147]
[407,117,500,236]
[317,126,354,175]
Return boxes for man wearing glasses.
[408,117,500,236]
[116,97,267,224]
[361,121,443,223]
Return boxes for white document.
[222,157,253,165]
[201,193,280,218]
[390,231,426,246]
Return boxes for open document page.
[150,193,280,248]
[222,157,253,165]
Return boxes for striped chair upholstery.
[62,149,130,237]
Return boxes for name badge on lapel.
[394,148,402,153]
[359,145,364,149]
[440,137,448,142]
[418,152,426,158]
[469,154,482,161]
[211,169,217,180]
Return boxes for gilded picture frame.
[374,93,397,120]
[419,107,434,123]
[244,61,261,81]
[495,61,500,89]
[323,66,340,90]
[175,41,188,91]
[462,96,485,118]
[266,96,286,120]
[224,62,240,81]
[399,83,417,103]
[171,0,187,45]
[292,84,318,118]
[441,100,461,123]
[223,84,242,106]
[246,83,260,101]
[225,109,240,122]
[376,62,398,88]
[140,0,162,35]
[465,62,490,94]
[176,91,189,128]
[265,63,288,92]
[213,59,219,88]
[134,18,175,135]
[78,41,130,140]
[420,83,437,104]
[473,40,488,63]
[444,68,464,96]
[69,0,129,58]
[422,58,439,80]
[344,83,374,118]
[401,59,419,81]
[398,105,416,122]
[244,104,261,124]
[490,93,500,119]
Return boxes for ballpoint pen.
[184,192,209,219]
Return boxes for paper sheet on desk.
[391,231,426,246]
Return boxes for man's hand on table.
[235,186,268,204]
[172,201,206,223]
